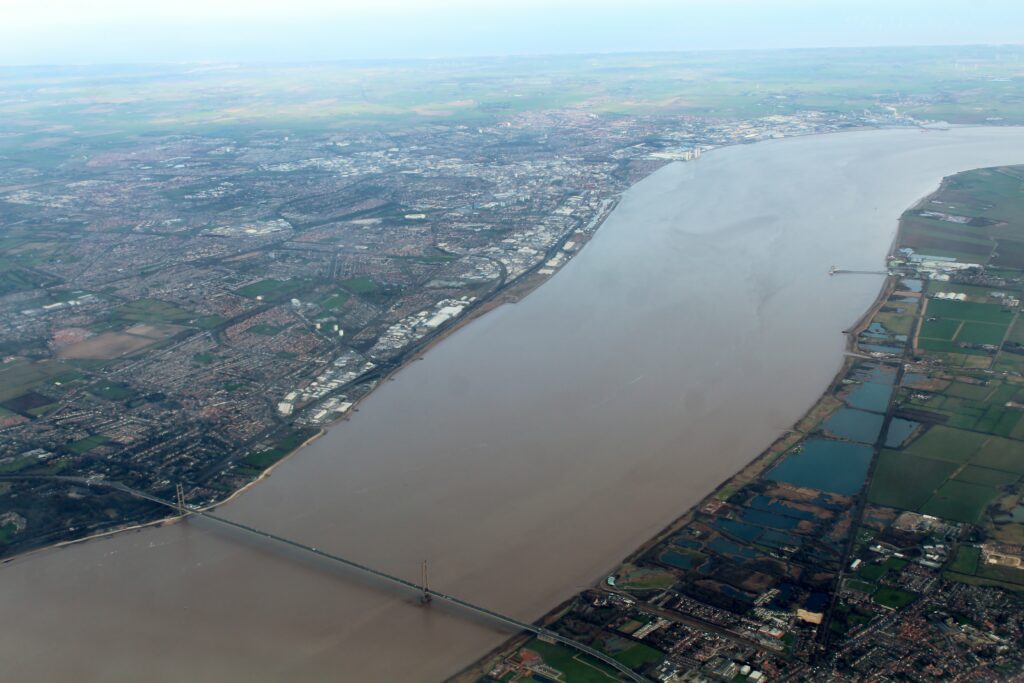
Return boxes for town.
[466,165,1024,682]
[1,51,1023,682]
[0,87,918,556]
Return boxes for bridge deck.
[2,475,650,682]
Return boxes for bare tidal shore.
[447,165,962,683]
[0,126,920,563]
[7,127,1024,683]
[0,193,623,564]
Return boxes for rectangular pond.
[766,437,874,496]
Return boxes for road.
[600,585,793,662]
[0,474,651,683]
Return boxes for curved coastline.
[450,144,1022,682]
[0,127,895,563]
[0,125,969,564]
[0,188,617,565]
[3,127,1024,683]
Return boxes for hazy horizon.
[1,0,1023,66]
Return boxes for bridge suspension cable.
[1,475,650,682]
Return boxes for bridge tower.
[175,483,187,516]
[420,560,432,605]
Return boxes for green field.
[0,268,54,296]
[919,321,1009,351]
[948,546,981,575]
[975,562,1024,587]
[995,353,1024,375]
[905,426,985,463]
[0,523,18,545]
[944,381,993,401]
[946,546,1024,592]
[878,164,1024,588]
[920,480,999,524]
[920,318,961,341]
[884,557,909,571]
[953,465,1020,487]
[339,276,379,294]
[617,567,678,591]
[902,167,1024,268]
[906,381,1024,436]
[242,429,317,470]
[67,435,110,454]
[946,571,1024,593]
[868,450,958,511]
[858,564,887,582]
[319,291,350,309]
[971,436,1024,473]
[114,298,195,324]
[918,338,968,354]
[917,297,1013,354]
[870,423,1021,521]
[927,299,1012,324]
[521,639,620,682]
[236,279,308,302]
[243,449,290,469]
[595,634,664,670]
[88,382,134,401]
[958,321,1009,346]
[613,642,664,669]
[1009,319,1024,345]
[194,314,225,330]
[845,578,877,594]
[989,410,1024,438]
[873,308,915,336]
[0,360,70,402]
[0,454,42,474]
[873,587,918,609]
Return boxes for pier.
[829,265,890,276]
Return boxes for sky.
[0,0,1022,65]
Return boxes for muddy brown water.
[3,127,1023,682]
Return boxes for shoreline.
[0,187,625,566]
[0,427,330,566]
[1,124,940,565]
[3,126,1023,683]
[0,126,945,564]
[447,160,954,683]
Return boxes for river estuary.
[2,127,1024,682]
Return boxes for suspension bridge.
[1,475,650,682]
